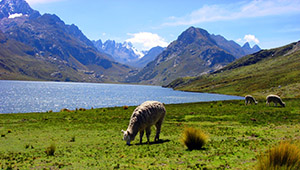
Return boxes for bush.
[256,141,300,170]
[45,144,56,156]
[182,127,209,150]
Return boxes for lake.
[0,80,243,114]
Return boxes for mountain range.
[165,40,300,98]
[0,0,131,82]
[93,39,164,68]
[0,0,262,85]
[126,27,260,85]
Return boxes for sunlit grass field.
[1,98,300,169]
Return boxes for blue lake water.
[0,80,243,114]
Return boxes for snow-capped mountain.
[0,0,40,19]
[0,0,132,82]
[93,39,164,68]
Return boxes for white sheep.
[122,101,166,145]
[266,94,285,107]
[245,95,258,105]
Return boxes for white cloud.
[126,32,169,51]
[26,0,65,5]
[244,34,260,44]
[237,34,260,45]
[163,0,300,26]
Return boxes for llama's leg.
[145,127,151,144]
[155,121,162,142]
[139,130,144,144]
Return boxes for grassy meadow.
[1,98,300,169]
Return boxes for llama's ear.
[121,129,125,133]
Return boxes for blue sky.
[27,0,300,51]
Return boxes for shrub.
[45,144,56,156]
[123,105,129,110]
[256,141,300,170]
[182,127,209,150]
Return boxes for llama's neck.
[127,120,140,140]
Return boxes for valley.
[0,0,263,85]
[0,0,300,169]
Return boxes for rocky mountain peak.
[252,44,261,52]
[0,0,39,19]
[242,42,261,54]
[178,26,216,46]
[93,39,148,67]
[242,42,251,49]
[126,27,237,85]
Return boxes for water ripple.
[0,80,243,114]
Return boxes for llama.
[245,95,258,105]
[266,94,285,107]
[122,101,166,145]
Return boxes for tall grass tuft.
[181,127,209,150]
[256,141,300,170]
[45,143,56,156]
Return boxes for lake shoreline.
[1,99,245,115]
[0,80,243,114]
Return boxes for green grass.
[1,99,300,169]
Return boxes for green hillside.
[166,41,300,98]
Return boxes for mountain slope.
[0,0,131,82]
[126,27,236,85]
[166,41,300,98]
[0,31,95,81]
[133,46,165,68]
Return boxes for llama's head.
[282,102,286,107]
[121,130,132,145]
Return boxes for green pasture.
[1,98,300,169]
